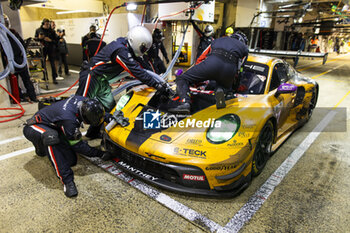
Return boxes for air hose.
[0,22,28,123]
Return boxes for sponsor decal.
[227,140,244,147]
[205,164,237,171]
[186,139,203,145]
[280,84,295,91]
[118,161,158,181]
[244,64,265,73]
[160,135,172,142]
[182,174,205,181]
[174,147,207,159]
[241,120,256,130]
[238,132,250,138]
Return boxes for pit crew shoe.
[64,181,78,198]
[168,102,191,114]
[215,88,226,109]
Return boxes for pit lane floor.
[0,53,349,232]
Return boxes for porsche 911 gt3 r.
[102,55,318,197]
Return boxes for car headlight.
[116,92,133,111]
[206,114,240,144]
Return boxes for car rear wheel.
[252,120,274,177]
[307,85,318,119]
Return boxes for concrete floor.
[0,54,349,232]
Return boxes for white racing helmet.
[127,26,153,57]
[204,25,214,37]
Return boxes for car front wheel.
[252,120,274,177]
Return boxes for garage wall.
[235,0,258,27]
[235,0,272,28]
[20,13,141,66]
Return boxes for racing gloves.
[104,113,115,124]
[155,82,175,98]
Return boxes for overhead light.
[126,3,137,11]
[56,9,89,15]
[298,17,303,23]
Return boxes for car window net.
[238,62,269,94]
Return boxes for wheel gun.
[105,110,129,132]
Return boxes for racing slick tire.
[252,120,274,177]
[307,85,319,120]
[299,84,319,127]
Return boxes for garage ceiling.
[23,0,104,14]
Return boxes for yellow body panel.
[106,55,317,191]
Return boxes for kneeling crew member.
[23,96,113,198]
[76,26,171,138]
[169,31,249,114]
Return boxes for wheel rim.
[255,125,273,168]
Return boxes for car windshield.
[237,61,269,95]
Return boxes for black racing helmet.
[232,31,248,45]
[79,98,105,126]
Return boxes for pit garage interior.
[0,0,350,232]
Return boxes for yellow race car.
[102,55,318,197]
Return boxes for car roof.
[247,54,281,67]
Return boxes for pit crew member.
[23,97,113,198]
[76,26,172,138]
[169,31,249,114]
[146,28,169,74]
[191,20,214,59]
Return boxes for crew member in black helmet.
[23,96,114,198]
[169,31,249,114]
[146,28,169,74]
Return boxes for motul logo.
[183,174,205,181]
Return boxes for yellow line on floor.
[333,90,350,109]
[298,54,349,72]
[311,64,344,79]
[316,78,348,83]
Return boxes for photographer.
[35,18,59,84]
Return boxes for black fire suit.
[76,37,160,112]
[191,21,214,59]
[35,26,59,82]
[23,96,105,185]
[82,32,101,61]
[147,40,169,74]
[176,36,249,102]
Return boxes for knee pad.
[41,129,60,146]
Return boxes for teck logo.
[143,110,161,129]
[183,174,205,181]
[174,147,207,159]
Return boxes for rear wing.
[249,49,328,66]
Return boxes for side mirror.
[275,83,297,97]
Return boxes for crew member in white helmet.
[76,26,172,138]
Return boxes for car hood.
[107,88,274,151]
